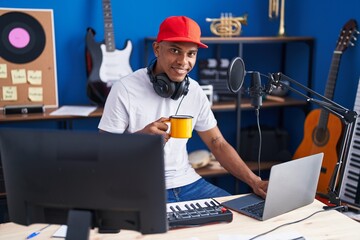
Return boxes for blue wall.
[1,0,360,154]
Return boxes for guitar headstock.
[336,19,359,52]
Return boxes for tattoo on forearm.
[211,136,221,144]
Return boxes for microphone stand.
[268,72,358,206]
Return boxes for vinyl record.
[0,11,46,64]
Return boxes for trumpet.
[269,0,279,18]
[269,0,285,36]
[206,13,248,37]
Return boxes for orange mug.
[165,115,193,138]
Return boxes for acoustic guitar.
[85,0,133,106]
[293,19,358,196]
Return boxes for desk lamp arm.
[267,72,358,205]
[268,72,358,124]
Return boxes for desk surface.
[0,196,358,240]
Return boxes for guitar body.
[85,28,133,105]
[99,41,133,83]
[293,109,342,194]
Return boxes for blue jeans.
[167,178,231,202]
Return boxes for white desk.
[0,195,359,240]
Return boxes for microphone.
[249,71,263,109]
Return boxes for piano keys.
[166,198,233,228]
[339,78,360,208]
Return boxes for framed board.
[0,8,58,109]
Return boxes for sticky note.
[28,87,43,102]
[28,70,42,85]
[11,69,26,84]
[0,64,7,78]
[2,86,17,101]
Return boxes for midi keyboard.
[167,198,233,228]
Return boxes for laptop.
[222,152,323,221]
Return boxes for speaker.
[147,60,189,100]
[4,105,44,115]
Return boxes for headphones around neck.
[147,60,190,100]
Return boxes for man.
[98,16,268,202]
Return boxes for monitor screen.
[0,128,168,238]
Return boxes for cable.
[255,108,262,178]
[174,95,186,115]
[248,205,348,240]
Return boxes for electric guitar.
[85,0,133,105]
[293,19,358,196]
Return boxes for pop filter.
[227,57,245,93]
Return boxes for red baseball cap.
[156,16,208,48]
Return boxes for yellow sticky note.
[11,69,27,84]
[0,64,7,78]
[2,86,17,101]
[27,70,42,85]
[28,87,43,102]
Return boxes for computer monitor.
[0,128,168,239]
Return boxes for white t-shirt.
[98,68,217,189]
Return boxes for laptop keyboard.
[241,201,265,218]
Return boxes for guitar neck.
[102,0,116,52]
[318,52,342,128]
[324,52,342,99]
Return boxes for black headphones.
[147,60,190,100]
